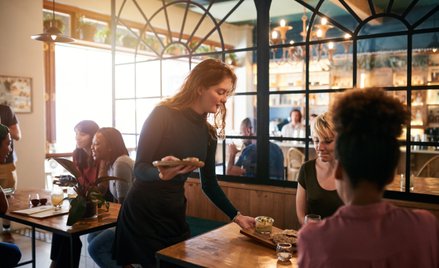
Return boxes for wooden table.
[1,189,120,268]
[156,223,298,268]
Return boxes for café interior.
[1,0,439,266]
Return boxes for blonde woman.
[296,113,343,225]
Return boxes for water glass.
[51,189,64,210]
[304,214,321,224]
[276,243,292,262]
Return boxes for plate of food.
[240,223,298,250]
[152,157,205,168]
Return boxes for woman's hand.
[157,156,199,181]
[234,214,255,230]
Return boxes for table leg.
[31,226,36,268]
[69,236,74,268]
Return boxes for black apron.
[113,179,190,266]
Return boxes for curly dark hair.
[330,88,410,190]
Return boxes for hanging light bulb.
[31,0,74,43]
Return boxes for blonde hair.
[160,59,236,139]
[312,112,335,140]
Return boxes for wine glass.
[304,214,321,224]
[29,193,40,207]
[276,243,292,262]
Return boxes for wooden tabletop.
[156,223,298,268]
[2,189,120,236]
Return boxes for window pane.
[227,95,257,135]
[357,36,407,88]
[224,137,257,179]
[115,99,135,134]
[162,59,190,97]
[115,64,135,99]
[55,44,112,152]
[229,51,256,93]
[136,61,161,98]
[136,98,160,134]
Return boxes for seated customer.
[296,113,343,225]
[227,118,284,180]
[87,127,134,268]
[0,124,21,267]
[280,108,305,139]
[298,88,439,267]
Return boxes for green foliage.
[53,158,125,226]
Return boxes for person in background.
[50,120,100,268]
[307,113,318,138]
[296,113,343,225]
[114,59,255,267]
[0,104,21,237]
[281,108,305,139]
[72,120,101,187]
[298,88,439,267]
[227,118,284,180]
[0,124,21,267]
[87,127,134,268]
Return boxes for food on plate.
[152,157,204,168]
[270,229,298,245]
[182,157,199,162]
[255,216,274,234]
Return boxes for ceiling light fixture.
[31,0,75,43]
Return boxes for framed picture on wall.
[0,75,32,113]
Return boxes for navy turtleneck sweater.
[134,105,238,219]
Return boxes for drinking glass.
[276,243,292,262]
[304,214,321,224]
[51,189,64,210]
[29,193,40,207]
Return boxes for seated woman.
[296,113,343,225]
[298,88,439,267]
[51,120,100,268]
[87,127,134,268]
[0,124,21,267]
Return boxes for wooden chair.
[416,155,439,177]
[287,147,305,181]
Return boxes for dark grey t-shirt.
[298,159,343,219]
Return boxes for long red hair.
[160,58,237,138]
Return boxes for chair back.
[287,147,305,181]
[416,155,439,177]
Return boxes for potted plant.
[53,157,124,226]
[43,13,65,33]
[77,16,97,42]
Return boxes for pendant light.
[31,0,75,43]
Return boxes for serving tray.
[12,205,69,218]
[240,226,282,249]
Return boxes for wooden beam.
[331,0,383,25]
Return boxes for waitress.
[114,59,255,267]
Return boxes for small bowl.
[255,216,274,234]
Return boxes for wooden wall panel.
[185,178,439,230]
[184,178,300,229]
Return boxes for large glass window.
[46,0,439,201]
